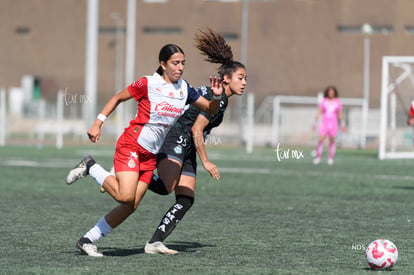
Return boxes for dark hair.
[324,86,338,98]
[156,44,185,75]
[194,28,246,80]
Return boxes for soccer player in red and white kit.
[144,29,247,254]
[65,44,223,257]
[313,86,345,165]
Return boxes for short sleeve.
[318,98,325,110]
[185,81,200,104]
[128,77,148,101]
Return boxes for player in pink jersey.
[313,86,345,165]
[65,44,223,257]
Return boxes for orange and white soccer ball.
[365,239,398,270]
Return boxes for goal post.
[268,94,366,148]
[379,56,414,159]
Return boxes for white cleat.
[66,155,95,185]
[76,239,103,257]
[144,241,178,255]
[313,157,321,165]
[327,158,334,166]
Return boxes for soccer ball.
[365,239,398,270]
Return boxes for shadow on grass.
[392,185,414,191]
[101,242,215,257]
[165,241,216,253]
[102,247,144,257]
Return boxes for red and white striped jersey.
[127,73,200,154]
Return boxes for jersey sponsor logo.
[155,101,183,118]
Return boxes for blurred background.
[1,0,414,155]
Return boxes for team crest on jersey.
[174,145,183,154]
[128,159,136,168]
[179,89,183,98]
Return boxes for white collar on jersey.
[153,72,182,86]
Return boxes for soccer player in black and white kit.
[65,43,223,257]
[144,28,247,254]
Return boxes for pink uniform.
[318,97,342,137]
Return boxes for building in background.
[1,0,414,147]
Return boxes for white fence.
[0,87,382,150]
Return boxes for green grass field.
[1,145,414,274]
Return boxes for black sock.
[148,174,169,195]
[149,195,194,243]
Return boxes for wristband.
[97,113,107,122]
[213,94,221,100]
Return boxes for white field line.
[202,167,414,182]
[0,158,412,183]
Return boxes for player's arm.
[191,77,222,115]
[192,114,220,180]
[313,108,323,131]
[315,108,322,121]
[88,88,133,143]
[338,109,346,131]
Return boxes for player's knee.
[176,195,194,209]
[115,193,135,204]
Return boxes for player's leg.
[101,171,139,203]
[328,135,336,165]
[314,120,328,164]
[148,132,189,195]
[148,157,182,195]
[145,175,195,254]
[327,121,338,165]
[75,171,140,257]
[314,135,325,165]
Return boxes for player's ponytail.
[194,28,245,80]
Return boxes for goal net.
[254,94,365,148]
[379,56,414,159]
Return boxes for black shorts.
[157,130,197,178]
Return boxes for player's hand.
[203,161,220,180]
[87,122,101,143]
[340,121,346,133]
[312,123,317,132]
[210,76,223,98]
